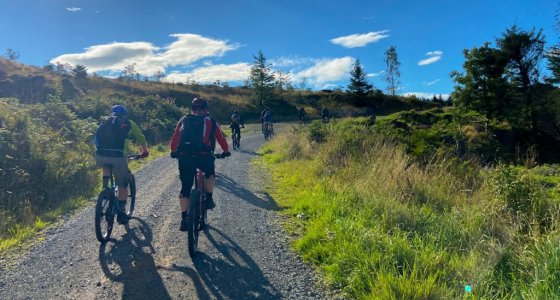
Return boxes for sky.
[0,0,558,98]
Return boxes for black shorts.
[178,155,215,197]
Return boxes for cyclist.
[298,106,307,124]
[95,104,149,224]
[263,109,274,135]
[229,110,244,147]
[260,108,267,133]
[169,98,231,231]
[321,106,330,122]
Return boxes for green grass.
[257,117,560,299]
[0,143,169,257]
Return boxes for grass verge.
[0,143,168,257]
[258,118,560,299]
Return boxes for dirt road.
[0,131,327,299]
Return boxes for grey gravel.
[0,130,330,300]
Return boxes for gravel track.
[0,129,328,300]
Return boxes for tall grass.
[260,119,560,299]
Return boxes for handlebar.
[214,153,229,159]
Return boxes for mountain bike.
[187,153,227,258]
[232,128,241,150]
[263,122,274,140]
[95,154,140,243]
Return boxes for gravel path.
[0,129,328,300]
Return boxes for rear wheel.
[126,173,136,217]
[95,190,114,243]
[187,189,200,258]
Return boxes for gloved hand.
[140,151,149,159]
[170,151,179,159]
[221,151,231,158]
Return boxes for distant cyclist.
[95,105,149,224]
[321,106,330,122]
[263,109,274,135]
[169,98,230,231]
[298,106,307,124]
[229,110,244,146]
[260,108,267,133]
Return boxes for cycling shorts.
[178,155,215,197]
[95,154,129,188]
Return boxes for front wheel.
[126,172,136,217]
[95,190,114,243]
[187,189,200,258]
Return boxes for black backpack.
[178,114,215,155]
[95,114,131,153]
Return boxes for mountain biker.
[321,106,330,121]
[95,104,149,224]
[298,106,307,124]
[260,108,267,133]
[169,97,231,232]
[263,109,274,135]
[229,110,245,146]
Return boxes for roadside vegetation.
[260,118,560,299]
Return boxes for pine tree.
[248,50,275,107]
[347,59,373,98]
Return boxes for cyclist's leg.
[199,155,216,208]
[178,157,196,212]
[95,154,112,188]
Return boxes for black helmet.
[191,97,209,110]
[233,110,238,114]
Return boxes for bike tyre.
[187,189,200,258]
[95,190,114,243]
[126,173,136,218]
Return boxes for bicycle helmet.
[111,104,128,116]
[191,97,209,110]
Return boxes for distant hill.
[0,57,442,123]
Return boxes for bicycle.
[95,154,140,243]
[186,153,228,258]
[231,127,242,150]
[263,122,274,140]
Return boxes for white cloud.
[50,33,239,75]
[368,70,385,77]
[403,92,449,100]
[330,31,390,48]
[418,50,443,66]
[66,7,81,12]
[425,79,441,86]
[165,63,251,84]
[291,57,354,88]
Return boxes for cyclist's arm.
[169,117,184,152]
[214,122,229,152]
[128,120,148,153]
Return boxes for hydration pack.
[178,114,215,155]
[95,114,130,154]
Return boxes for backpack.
[178,114,215,155]
[95,114,131,153]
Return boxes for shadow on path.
[168,226,281,299]
[216,174,280,211]
[98,217,171,299]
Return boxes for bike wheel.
[187,189,200,258]
[95,190,114,243]
[126,173,136,217]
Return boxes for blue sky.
[1,0,558,98]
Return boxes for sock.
[102,176,110,188]
[181,211,188,219]
[205,192,213,200]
